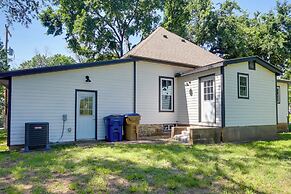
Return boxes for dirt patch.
[107,174,130,192]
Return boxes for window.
[277,86,280,104]
[204,80,214,101]
[80,96,93,115]
[248,61,256,70]
[159,77,174,112]
[238,73,249,99]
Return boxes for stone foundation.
[138,124,163,137]
[222,125,277,142]
[190,127,222,144]
[277,123,289,133]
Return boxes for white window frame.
[238,73,249,99]
[159,77,174,112]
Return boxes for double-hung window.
[159,77,174,112]
[238,73,249,99]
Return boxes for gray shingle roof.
[123,27,223,67]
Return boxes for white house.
[0,27,288,147]
[277,79,290,133]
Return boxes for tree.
[186,0,291,71]
[39,0,162,61]
[0,41,9,72]
[0,0,48,26]
[163,0,190,37]
[0,40,9,128]
[187,0,250,58]
[19,54,76,69]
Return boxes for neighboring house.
[0,27,289,147]
[277,79,290,133]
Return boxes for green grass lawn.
[0,131,290,194]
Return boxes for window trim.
[198,74,216,123]
[276,86,280,104]
[159,76,174,112]
[237,73,249,99]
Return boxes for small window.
[80,96,93,115]
[238,73,249,99]
[276,86,280,104]
[248,61,256,70]
[203,80,214,101]
[159,77,174,112]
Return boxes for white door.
[200,76,215,123]
[76,91,96,140]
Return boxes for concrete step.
[173,132,190,143]
[181,130,190,136]
[180,136,189,143]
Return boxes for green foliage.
[0,40,9,129]
[19,54,76,69]
[0,40,9,72]
[0,131,291,193]
[38,0,290,76]
[39,0,162,61]
[0,0,46,26]
[184,0,291,71]
[163,0,190,37]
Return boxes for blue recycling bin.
[104,115,124,142]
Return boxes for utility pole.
[4,24,11,67]
[3,25,11,130]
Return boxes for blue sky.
[0,0,289,68]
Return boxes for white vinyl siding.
[10,62,134,145]
[224,62,276,127]
[176,67,222,126]
[277,82,288,124]
[136,61,192,124]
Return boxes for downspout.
[133,61,137,113]
[221,66,225,128]
[7,77,11,147]
[275,73,278,126]
[220,66,225,142]
[288,83,290,132]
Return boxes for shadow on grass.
[0,132,290,193]
[0,143,267,193]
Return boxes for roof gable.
[224,56,282,75]
[123,27,223,67]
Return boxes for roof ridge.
[123,26,223,67]
[123,27,163,57]
[160,27,223,60]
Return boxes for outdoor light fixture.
[85,76,91,82]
